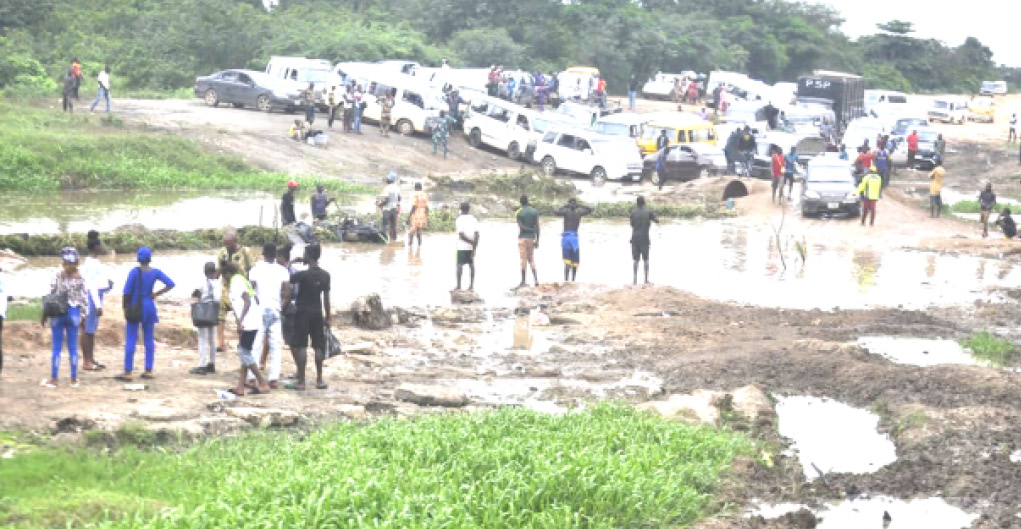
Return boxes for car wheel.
[508,141,521,160]
[396,119,414,136]
[468,128,482,148]
[698,167,710,179]
[231,102,244,109]
[541,156,557,176]
[256,95,272,112]
[591,166,607,186]
[204,89,219,107]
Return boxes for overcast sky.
[809,0,1018,67]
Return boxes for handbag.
[191,302,219,328]
[123,267,144,323]
[326,327,343,358]
[42,292,69,318]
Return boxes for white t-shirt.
[0,272,7,319]
[80,256,111,309]
[455,214,479,251]
[384,183,401,211]
[248,261,289,311]
[97,71,109,90]
[198,276,221,303]
[229,275,261,331]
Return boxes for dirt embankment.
[1,283,1019,527]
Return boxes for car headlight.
[846,192,859,200]
[804,190,821,199]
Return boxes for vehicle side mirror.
[584,148,593,155]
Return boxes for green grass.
[0,100,370,193]
[962,331,1016,366]
[950,200,982,214]
[4,301,41,322]
[0,405,750,529]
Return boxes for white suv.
[463,95,538,160]
[533,129,643,184]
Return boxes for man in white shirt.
[80,234,113,371]
[224,261,270,396]
[90,65,111,113]
[379,171,401,242]
[247,244,292,387]
[0,267,7,375]
[454,202,480,291]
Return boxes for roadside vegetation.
[0,405,750,529]
[1,226,293,256]
[4,301,42,322]
[962,331,1016,366]
[0,102,369,193]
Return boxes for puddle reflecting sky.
[858,337,979,367]
[6,219,1020,310]
[752,497,978,529]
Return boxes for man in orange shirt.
[71,57,83,100]
[771,146,786,203]
[596,77,607,109]
[906,130,919,169]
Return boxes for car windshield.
[593,122,630,136]
[918,131,939,142]
[298,69,332,84]
[809,167,852,183]
[933,101,950,109]
[641,126,666,140]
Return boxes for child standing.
[190,262,220,375]
[222,262,271,396]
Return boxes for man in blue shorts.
[554,199,593,282]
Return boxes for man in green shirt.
[515,195,540,288]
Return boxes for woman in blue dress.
[116,246,174,381]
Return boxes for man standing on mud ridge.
[629,196,658,285]
[310,183,335,222]
[217,230,256,353]
[455,202,479,291]
[515,196,540,288]
[929,159,945,219]
[856,166,883,227]
[281,180,298,226]
[287,243,331,391]
[554,198,593,282]
[979,183,997,238]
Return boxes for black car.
[642,144,727,185]
[193,69,302,112]
[800,157,860,218]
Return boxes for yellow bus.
[637,115,717,155]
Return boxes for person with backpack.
[116,246,175,382]
[40,247,89,388]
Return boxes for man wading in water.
[553,198,593,282]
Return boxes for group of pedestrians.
[60,59,111,114]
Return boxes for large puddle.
[753,497,978,529]
[5,217,1020,310]
[775,396,897,480]
[857,337,979,367]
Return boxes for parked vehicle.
[770,82,798,106]
[796,70,865,133]
[534,128,643,184]
[890,128,940,169]
[554,100,621,128]
[641,143,727,185]
[357,71,445,135]
[524,115,575,162]
[557,66,600,102]
[641,72,694,99]
[374,60,421,75]
[980,81,1008,96]
[968,96,996,123]
[265,57,340,106]
[783,104,836,140]
[462,95,540,160]
[592,112,673,142]
[841,117,887,153]
[928,97,969,124]
[637,115,717,155]
[800,157,860,218]
[194,69,302,112]
[747,132,800,179]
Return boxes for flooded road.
[6,219,1019,310]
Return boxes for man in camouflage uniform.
[216,230,256,352]
[432,110,455,159]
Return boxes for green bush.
[962,332,1016,366]
[0,405,750,529]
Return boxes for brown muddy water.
[5,217,1019,310]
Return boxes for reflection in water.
[7,220,1020,310]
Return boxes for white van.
[358,71,445,135]
[928,97,969,124]
[980,81,1008,96]
[533,128,644,184]
[462,95,542,160]
[265,57,341,105]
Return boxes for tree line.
[0,0,1007,96]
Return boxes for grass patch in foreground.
[950,200,982,214]
[4,301,41,322]
[962,331,1016,366]
[0,100,369,193]
[0,405,750,529]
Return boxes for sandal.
[114,374,133,382]
[40,379,57,388]
[226,388,243,397]
[140,372,155,380]
[248,387,268,395]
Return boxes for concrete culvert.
[722,180,749,200]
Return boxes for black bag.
[42,292,69,318]
[191,302,219,328]
[123,267,144,323]
[326,327,343,358]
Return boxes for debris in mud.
[775,396,897,480]
[225,407,305,428]
[637,385,772,425]
[450,289,484,304]
[857,336,978,367]
[394,384,469,407]
[751,496,978,529]
[351,294,393,330]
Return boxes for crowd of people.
[59,58,112,114]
